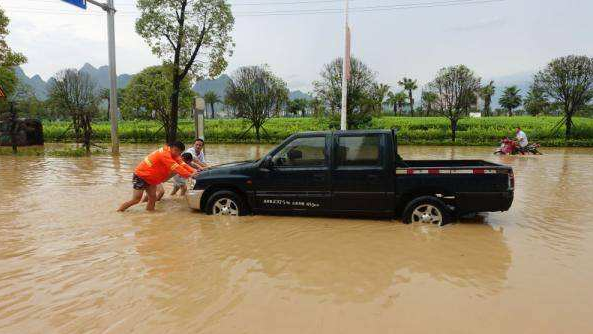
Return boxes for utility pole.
[84,0,120,154]
[340,0,350,131]
[193,97,206,140]
[105,0,119,154]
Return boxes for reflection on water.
[1,144,593,333]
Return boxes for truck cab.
[187,130,514,225]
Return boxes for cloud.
[5,0,593,90]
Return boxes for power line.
[4,0,504,17]
[15,0,471,7]
[237,0,504,16]
[7,0,348,7]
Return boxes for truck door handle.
[312,174,325,182]
[367,175,380,182]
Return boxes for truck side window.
[337,135,381,167]
[272,136,326,167]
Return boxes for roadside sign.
[62,0,87,9]
[0,85,6,99]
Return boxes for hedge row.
[42,116,593,146]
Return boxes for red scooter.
[495,138,542,155]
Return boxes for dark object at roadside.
[186,130,514,226]
[0,118,44,146]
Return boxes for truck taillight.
[508,171,515,190]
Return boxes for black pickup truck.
[186,130,514,225]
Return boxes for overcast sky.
[3,0,592,92]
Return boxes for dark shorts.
[132,174,149,190]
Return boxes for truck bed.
[394,159,513,215]
[397,159,504,168]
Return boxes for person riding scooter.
[515,127,528,150]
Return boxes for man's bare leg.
[171,185,179,196]
[180,185,187,196]
[143,184,165,202]
[156,184,165,201]
[145,185,157,211]
[117,189,145,212]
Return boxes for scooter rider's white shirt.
[516,130,528,147]
[185,147,206,163]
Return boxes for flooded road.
[1,144,593,333]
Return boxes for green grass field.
[41,116,593,146]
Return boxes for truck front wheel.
[402,196,451,226]
[205,190,248,216]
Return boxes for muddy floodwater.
[1,144,593,333]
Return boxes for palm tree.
[373,83,390,114]
[398,77,418,116]
[478,81,495,116]
[499,86,522,116]
[203,91,221,118]
[386,92,397,115]
[523,85,549,116]
[421,91,438,116]
[387,91,408,116]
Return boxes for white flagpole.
[340,0,349,131]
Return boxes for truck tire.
[402,196,451,226]
[205,190,248,216]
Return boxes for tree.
[398,77,417,116]
[309,97,326,117]
[287,98,309,117]
[499,86,522,116]
[8,81,45,119]
[99,88,110,118]
[533,55,593,138]
[0,66,17,99]
[121,65,194,124]
[0,7,26,68]
[312,57,376,128]
[385,92,397,116]
[523,85,549,116]
[225,66,289,141]
[0,71,34,154]
[275,88,289,117]
[98,87,124,120]
[421,91,438,116]
[478,80,495,116]
[223,94,236,118]
[370,83,390,114]
[203,91,220,118]
[0,7,25,114]
[135,0,234,142]
[47,69,99,153]
[428,65,481,142]
[386,91,407,116]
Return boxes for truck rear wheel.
[205,190,248,216]
[403,196,450,226]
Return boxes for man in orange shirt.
[117,141,197,212]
